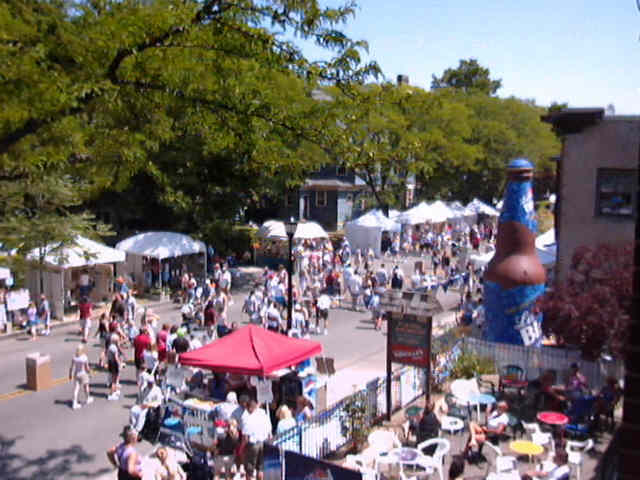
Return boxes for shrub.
[450,350,496,380]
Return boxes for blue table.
[468,393,496,420]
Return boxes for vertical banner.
[284,451,362,480]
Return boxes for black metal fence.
[273,365,427,458]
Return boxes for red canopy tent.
[179,324,323,375]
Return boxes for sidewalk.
[0,297,173,341]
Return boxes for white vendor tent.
[294,221,329,240]
[535,229,557,267]
[0,266,10,281]
[116,231,207,291]
[397,202,433,225]
[258,220,328,240]
[27,235,125,268]
[466,198,500,217]
[428,200,456,223]
[345,210,401,258]
[25,236,126,319]
[116,231,205,259]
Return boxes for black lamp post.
[285,218,297,331]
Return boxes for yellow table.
[509,440,544,464]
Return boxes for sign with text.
[388,312,432,368]
[6,289,30,311]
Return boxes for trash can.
[25,352,53,391]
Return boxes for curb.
[0,298,176,342]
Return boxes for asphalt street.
[0,259,461,479]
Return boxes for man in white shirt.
[130,373,163,433]
[467,401,509,450]
[242,399,272,480]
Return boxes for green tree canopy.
[0,0,380,251]
[431,58,502,95]
[328,83,479,211]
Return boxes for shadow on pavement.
[0,435,112,480]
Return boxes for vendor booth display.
[115,231,206,292]
[345,210,400,258]
[179,324,322,375]
[25,236,125,318]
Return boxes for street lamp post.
[285,218,297,331]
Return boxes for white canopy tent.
[0,266,10,281]
[27,235,125,268]
[397,202,433,225]
[25,236,126,319]
[345,210,401,258]
[116,231,207,290]
[428,200,457,223]
[535,229,557,267]
[258,220,328,240]
[466,198,500,217]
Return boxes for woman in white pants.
[68,344,93,410]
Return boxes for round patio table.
[537,411,569,426]
[537,411,569,440]
[376,447,434,476]
[468,392,496,420]
[510,440,544,464]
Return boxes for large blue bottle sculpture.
[483,158,546,345]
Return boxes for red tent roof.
[178,324,323,375]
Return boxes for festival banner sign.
[388,312,432,368]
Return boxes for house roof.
[301,179,365,191]
[540,108,604,134]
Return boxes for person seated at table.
[522,450,570,480]
[448,454,465,480]
[466,401,509,450]
[130,373,163,435]
[417,400,441,455]
[564,363,589,400]
[536,370,566,411]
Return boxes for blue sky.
[293,0,640,114]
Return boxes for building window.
[316,191,328,207]
[336,165,347,176]
[596,168,636,217]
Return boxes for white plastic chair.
[566,438,594,480]
[368,429,402,472]
[483,442,518,474]
[345,454,378,480]
[416,438,449,480]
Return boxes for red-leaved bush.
[537,243,632,360]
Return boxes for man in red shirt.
[133,327,152,376]
[78,297,93,343]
